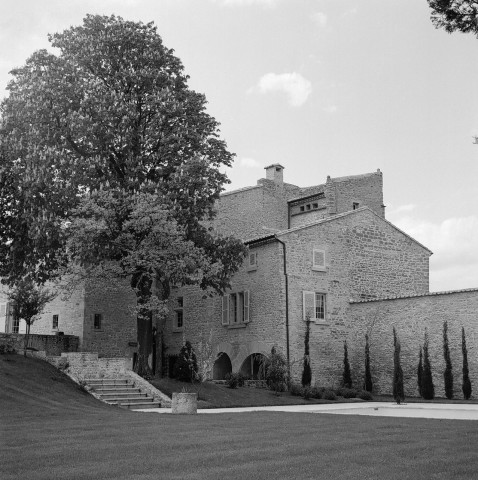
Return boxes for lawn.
[2,354,478,479]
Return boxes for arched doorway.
[239,353,267,380]
[213,353,232,380]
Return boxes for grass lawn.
[2,354,478,479]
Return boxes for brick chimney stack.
[264,164,284,184]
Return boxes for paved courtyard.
[138,402,478,420]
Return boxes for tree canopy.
[428,1,478,35]
[0,14,246,374]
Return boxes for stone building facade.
[2,164,477,397]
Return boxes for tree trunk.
[24,322,31,358]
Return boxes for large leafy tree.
[427,1,478,34]
[0,15,246,375]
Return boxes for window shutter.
[303,291,315,321]
[249,253,256,266]
[243,291,250,323]
[313,249,325,269]
[0,303,6,317]
[221,295,230,325]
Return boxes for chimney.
[264,164,284,184]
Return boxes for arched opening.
[239,353,267,380]
[213,353,232,380]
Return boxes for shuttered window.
[312,249,326,271]
[222,291,250,325]
[303,291,327,322]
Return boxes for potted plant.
[172,387,198,414]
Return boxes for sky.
[0,0,477,292]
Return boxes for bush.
[336,387,357,399]
[225,372,243,389]
[289,383,303,397]
[462,327,472,400]
[266,348,288,394]
[393,328,405,404]
[364,333,373,392]
[302,316,312,387]
[358,390,373,401]
[172,341,198,382]
[310,386,322,399]
[443,321,453,399]
[302,386,312,400]
[0,343,16,354]
[421,330,435,400]
[342,340,352,388]
[322,389,337,401]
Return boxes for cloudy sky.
[1,0,477,292]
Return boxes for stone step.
[121,401,161,410]
[85,379,131,386]
[96,392,149,399]
[93,387,141,394]
[105,396,156,404]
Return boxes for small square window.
[353,202,359,210]
[306,204,311,210]
[52,315,59,330]
[94,313,102,330]
[312,203,318,209]
[312,249,326,271]
[300,206,305,212]
[176,310,183,329]
[177,297,183,308]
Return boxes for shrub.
[266,348,288,394]
[358,390,373,401]
[417,347,423,397]
[393,327,405,404]
[342,340,352,388]
[225,372,241,389]
[462,327,472,400]
[289,383,303,397]
[310,386,322,399]
[0,343,16,354]
[443,321,453,399]
[336,387,357,399]
[364,333,373,392]
[302,386,312,400]
[172,341,198,382]
[302,316,312,387]
[321,389,337,401]
[421,330,435,400]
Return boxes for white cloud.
[311,11,327,27]
[250,72,312,107]
[388,204,416,215]
[240,157,262,168]
[210,0,279,6]
[390,214,478,291]
[323,105,338,114]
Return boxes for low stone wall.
[0,333,79,356]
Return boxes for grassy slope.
[3,354,478,480]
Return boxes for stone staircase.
[85,378,161,410]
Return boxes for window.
[312,249,326,271]
[353,202,359,210]
[300,206,305,212]
[247,252,257,271]
[312,203,318,209]
[94,313,102,330]
[52,315,59,330]
[12,317,20,334]
[222,291,250,326]
[303,291,327,323]
[306,204,311,210]
[174,297,184,331]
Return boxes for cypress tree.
[443,321,453,399]
[462,327,472,400]
[343,340,352,388]
[301,315,312,387]
[417,347,424,397]
[392,327,405,404]
[421,329,435,400]
[364,334,373,392]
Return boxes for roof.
[350,287,478,304]
[330,170,381,183]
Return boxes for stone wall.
[82,278,137,359]
[349,289,478,398]
[326,171,384,218]
[163,239,287,377]
[279,208,431,387]
[0,333,79,355]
